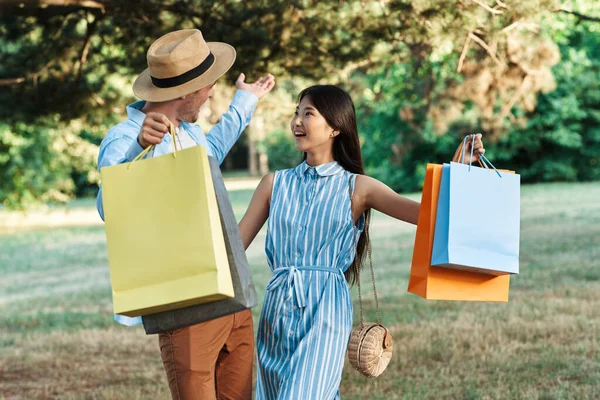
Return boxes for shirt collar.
[126,100,147,127]
[295,160,345,178]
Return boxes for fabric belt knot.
[266,266,343,308]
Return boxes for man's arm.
[96,113,171,220]
[95,129,145,221]
[205,73,275,164]
[204,90,258,164]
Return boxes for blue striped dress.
[256,160,364,400]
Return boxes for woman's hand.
[452,133,486,164]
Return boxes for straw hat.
[133,29,236,102]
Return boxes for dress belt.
[266,266,343,308]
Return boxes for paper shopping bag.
[431,162,520,275]
[408,163,510,302]
[101,145,234,317]
[142,156,257,333]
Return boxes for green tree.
[347,2,600,191]
[1,0,597,207]
[497,16,600,183]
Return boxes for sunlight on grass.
[1,182,599,399]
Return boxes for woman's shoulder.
[342,171,376,184]
[351,173,384,196]
[259,167,296,190]
[273,165,303,179]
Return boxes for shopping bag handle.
[460,134,502,178]
[128,123,179,170]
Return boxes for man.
[96,29,275,400]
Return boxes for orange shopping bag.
[407,163,510,301]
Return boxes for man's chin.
[182,114,199,123]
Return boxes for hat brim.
[133,42,236,102]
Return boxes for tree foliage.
[347,5,600,191]
[0,0,599,207]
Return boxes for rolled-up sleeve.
[205,89,259,164]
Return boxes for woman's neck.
[305,151,335,167]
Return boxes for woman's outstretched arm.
[353,134,486,225]
[354,175,420,225]
[238,173,274,250]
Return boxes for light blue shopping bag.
[431,138,520,276]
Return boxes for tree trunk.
[247,116,268,176]
[248,129,258,177]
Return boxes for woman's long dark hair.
[298,85,371,286]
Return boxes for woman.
[238,85,484,399]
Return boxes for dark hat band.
[150,52,215,89]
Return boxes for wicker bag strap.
[349,176,381,327]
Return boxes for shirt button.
[298,226,303,231]
[304,201,309,206]
[296,252,301,257]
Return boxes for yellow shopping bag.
[100,138,234,317]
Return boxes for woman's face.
[290,96,337,153]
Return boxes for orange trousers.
[158,309,254,400]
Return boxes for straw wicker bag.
[347,177,393,377]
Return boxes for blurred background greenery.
[2,1,600,399]
[1,0,599,209]
[1,182,599,399]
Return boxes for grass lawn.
[1,182,599,399]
